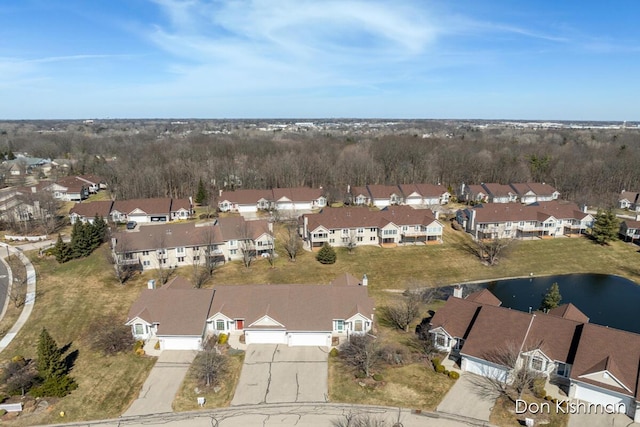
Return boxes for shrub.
[329,348,339,358]
[354,371,367,379]
[533,377,547,399]
[0,409,6,416]
[448,371,460,380]
[88,316,135,356]
[135,348,145,356]
[133,340,144,352]
[431,357,441,367]
[30,375,78,398]
[217,333,228,345]
[11,355,26,364]
[435,364,446,374]
[316,242,337,264]
[372,373,383,382]
[443,369,450,376]
[154,341,160,350]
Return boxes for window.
[556,362,569,378]
[357,237,363,242]
[230,249,237,255]
[370,236,376,241]
[177,247,185,253]
[369,228,376,232]
[354,320,363,332]
[177,257,185,263]
[330,239,335,243]
[134,324,145,335]
[435,334,447,347]
[193,255,200,261]
[335,320,344,331]
[402,226,408,232]
[229,240,237,247]
[342,229,349,235]
[342,237,348,243]
[143,260,150,267]
[530,356,546,372]
[194,246,199,251]
[357,228,364,234]
[215,320,225,331]
[383,229,397,235]
[161,259,167,264]
[142,251,149,256]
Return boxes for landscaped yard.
[1,222,639,424]
[0,249,156,426]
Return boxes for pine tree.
[90,215,107,249]
[591,209,619,245]
[34,328,77,397]
[194,177,208,205]
[53,233,72,263]
[316,242,337,264]
[70,221,91,258]
[540,282,562,311]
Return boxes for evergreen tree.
[316,242,337,264]
[540,282,562,311]
[591,209,619,245]
[194,177,208,205]
[70,221,91,258]
[53,233,72,263]
[90,215,107,249]
[34,328,77,397]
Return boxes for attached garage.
[238,204,258,214]
[287,332,331,347]
[245,330,287,345]
[573,382,633,416]
[461,356,509,382]
[160,336,202,351]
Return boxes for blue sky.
[1,0,639,120]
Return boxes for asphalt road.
[0,254,10,318]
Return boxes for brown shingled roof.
[465,289,502,306]
[112,198,172,216]
[547,303,590,323]
[366,184,402,199]
[472,201,588,224]
[304,205,439,232]
[429,296,482,339]
[69,200,113,218]
[272,187,324,202]
[219,189,272,205]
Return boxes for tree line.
[2,122,639,208]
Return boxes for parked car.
[126,221,137,230]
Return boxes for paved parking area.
[437,373,498,422]
[124,350,197,416]
[231,344,328,406]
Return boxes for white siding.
[238,204,257,213]
[160,336,202,350]
[461,356,509,382]
[573,382,633,416]
[287,332,331,347]
[245,330,287,345]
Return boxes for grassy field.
[0,249,156,426]
[173,351,244,411]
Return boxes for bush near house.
[316,242,337,264]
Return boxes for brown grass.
[173,351,245,411]
[490,395,569,427]
[328,358,454,411]
[0,248,156,426]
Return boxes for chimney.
[219,189,223,197]
[189,196,193,206]
[31,186,37,193]
[361,274,368,287]
[147,279,156,290]
[453,285,463,298]
[268,221,273,233]
[347,184,351,194]
[636,214,640,222]
[582,204,588,213]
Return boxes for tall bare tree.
[281,220,301,262]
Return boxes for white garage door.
[462,357,508,382]
[245,330,287,345]
[288,332,331,347]
[238,205,257,213]
[161,336,202,350]
[574,383,633,415]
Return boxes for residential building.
[364,184,403,208]
[620,218,640,242]
[126,272,374,350]
[619,190,640,212]
[429,288,640,422]
[510,182,560,204]
[111,216,273,271]
[460,182,557,204]
[69,200,114,224]
[217,189,273,213]
[349,186,372,206]
[456,201,593,240]
[43,176,89,202]
[302,205,444,249]
[481,183,518,203]
[398,183,450,206]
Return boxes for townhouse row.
[111,216,273,271]
[459,182,560,204]
[70,197,194,224]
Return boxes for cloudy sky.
[1,0,639,120]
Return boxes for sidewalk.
[0,243,37,354]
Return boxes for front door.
[236,319,244,330]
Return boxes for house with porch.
[127,272,374,350]
[111,216,273,271]
[459,184,489,204]
[510,182,560,204]
[456,201,593,240]
[301,205,443,249]
[429,288,640,422]
[271,187,327,213]
[69,200,114,224]
[481,183,518,203]
[365,185,403,209]
[349,186,372,206]
[41,176,89,202]
[619,190,640,212]
[217,189,273,213]
[398,183,450,206]
[110,198,173,223]
[75,175,107,193]
[620,218,640,242]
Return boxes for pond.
[464,274,640,334]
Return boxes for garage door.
[462,357,508,382]
[287,332,331,347]
[574,382,633,415]
[245,330,287,345]
[238,205,257,213]
[160,336,202,350]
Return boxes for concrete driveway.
[231,344,328,406]
[124,350,197,416]
[568,410,632,427]
[437,373,498,422]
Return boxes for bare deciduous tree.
[383,290,422,332]
[340,335,382,377]
[474,236,515,266]
[191,349,228,388]
[281,220,301,262]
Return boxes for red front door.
[236,320,244,330]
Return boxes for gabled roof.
[54,176,87,193]
[113,222,222,252]
[482,183,516,198]
[219,189,273,205]
[216,216,270,241]
[465,289,502,306]
[571,323,640,398]
[127,284,215,336]
[466,185,487,197]
[398,183,447,198]
[471,201,588,224]
[619,190,640,203]
[350,186,370,198]
[304,206,440,232]
[429,296,482,339]
[209,282,374,332]
[112,198,172,215]
[366,184,402,199]
[75,174,106,185]
[330,273,365,287]
[510,182,559,197]
[272,187,324,202]
[547,303,590,323]
[621,219,640,230]
[69,200,114,218]
[171,198,192,212]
